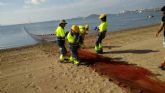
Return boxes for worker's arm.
[75,33,80,42]
[156,21,164,37]
[65,31,69,37]
[94,26,99,31]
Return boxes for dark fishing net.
[78,49,165,93]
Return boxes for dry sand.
[0,24,165,93]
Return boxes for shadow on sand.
[86,45,121,49]
[103,49,159,54]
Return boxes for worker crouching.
[67,25,81,65]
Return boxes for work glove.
[94,26,99,31]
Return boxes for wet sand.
[0,24,165,93]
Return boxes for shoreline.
[0,24,160,52]
[110,23,159,33]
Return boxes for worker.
[79,25,90,48]
[79,25,85,48]
[95,14,108,54]
[78,25,86,48]
[67,25,80,65]
[85,24,90,34]
[156,6,165,69]
[55,20,67,62]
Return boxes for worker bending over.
[79,25,89,48]
[67,25,81,65]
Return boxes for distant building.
[119,7,161,14]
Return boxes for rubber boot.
[95,45,99,53]
[74,60,79,66]
[69,56,74,63]
[59,54,65,62]
[98,43,103,54]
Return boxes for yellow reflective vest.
[79,25,85,35]
[55,26,65,38]
[99,21,108,33]
[67,32,79,44]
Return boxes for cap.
[99,14,107,19]
[59,20,67,24]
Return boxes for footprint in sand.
[48,66,55,72]
[24,82,33,88]
[61,72,68,77]
[25,82,41,92]
[64,88,68,93]
[0,87,3,92]
[0,83,10,92]
[26,73,35,79]
[50,75,57,80]
[54,86,58,90]
[74,90,81,93]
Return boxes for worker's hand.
[94,27,99,31]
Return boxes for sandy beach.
[0,24,165,93]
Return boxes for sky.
[0,0,165,25]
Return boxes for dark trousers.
[57,39,67,55]
[79,35,84,45]
[95,31,106,46]
[70,44,79,61]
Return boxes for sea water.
[0,11,161,49]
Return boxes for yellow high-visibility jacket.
[67,32,79,44]
[99,21,108,33]
[55,26,65,38]
[79,25,85,35]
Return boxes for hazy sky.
[0,0,165,25]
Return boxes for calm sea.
[0,11,161,49]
